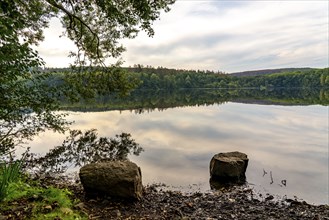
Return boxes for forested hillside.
[45,67,329,91]
[229,68,313,77]
[126,67,328,89]
[43,66,329,93]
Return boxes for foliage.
[0,2,174,218]
[1,179,86,219]
[0,159,23,200]
[0,0,175,154]
[61,67,142,102]
[0,0,175,66]
[0,0,67,154]
[229,68,313,77]
[50,67,329,112]
[46,0,175,65]
[123,67,328,90]
[25,129,143,174]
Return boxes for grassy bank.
[0,161,86,220]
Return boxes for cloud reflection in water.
[27,102,328,204]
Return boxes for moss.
[0,178,87,219]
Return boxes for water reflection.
[25,129,143,174]
[61,88,329,112]
[209,177,246,190]
[24,93,328,205]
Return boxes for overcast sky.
[37,0,328,73]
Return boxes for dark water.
[25,89,329,204]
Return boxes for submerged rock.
[209,151,248,185]
[79,161,142,200]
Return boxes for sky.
[37,0,329,73]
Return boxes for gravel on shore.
[67,181,329,220]
[3,175,328,220]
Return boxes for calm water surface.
[28,102,328,204]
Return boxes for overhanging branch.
[44,0,103,65]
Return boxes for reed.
[0,154,25,201]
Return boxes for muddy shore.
[64,178,329,220]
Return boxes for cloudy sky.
[37,0,328,73]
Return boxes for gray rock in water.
[210,151,248,183]
[79,160,142,200]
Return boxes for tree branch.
[44,0,103,65]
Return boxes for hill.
[229,68,314,77]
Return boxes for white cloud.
[122,0,328,72]
[37,1,329,72]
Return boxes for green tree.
[185,75,192,88]
[150,73,160,89]
[0,0,175,154]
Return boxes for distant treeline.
[44,66,329,91]
[124,67,329,90]
[42,66,329,111]
[229,68,313,77]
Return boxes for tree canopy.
[0,0,175,154]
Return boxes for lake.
[26,89,328,205]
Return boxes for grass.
[0,158,24,200]
[0,160,87,219]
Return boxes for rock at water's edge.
[79,161,142,200]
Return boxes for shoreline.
[47,176,329,219]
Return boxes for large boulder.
[209,151,248,184]
[79,160,142,200]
